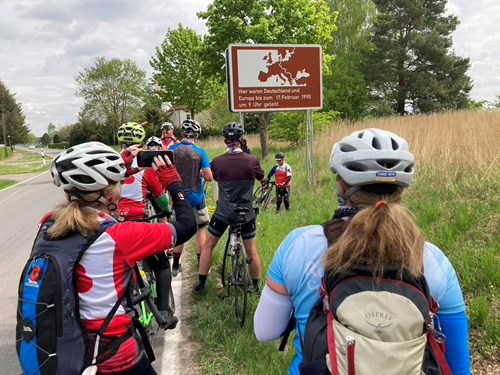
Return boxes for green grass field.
[0,150,51,178]
[188,110,500,374]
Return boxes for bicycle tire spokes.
[221,234,232,288]
[232,245,249,327]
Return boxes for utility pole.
[2,112,7,158]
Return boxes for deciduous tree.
[150,25,220,120]
[324,0,375,119]
[198,0,337,158]
[75,57,147,143]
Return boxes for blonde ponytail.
[47,184,119,239]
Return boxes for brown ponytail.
[324,192,425,279]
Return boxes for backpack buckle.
[320,287,330,313]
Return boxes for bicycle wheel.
[168,287,175,315]
[145,200,158,223]
[261,188,273,210]
[221,233,231,288]
[253,184,263,206]
[232,244,249,327]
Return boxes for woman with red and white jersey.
[47,142,196,374]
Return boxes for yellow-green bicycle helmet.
[117,122,146,145]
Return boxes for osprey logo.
[365,311,394,333]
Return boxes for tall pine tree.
[365,0,472,115]
[0,80,30,144]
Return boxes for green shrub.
[268,111,340,145]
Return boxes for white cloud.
[0,0,498,136]
[448,0,500,102]
[0,0,211,136]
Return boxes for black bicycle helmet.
[275,152,285,160]
[223,122,245,140]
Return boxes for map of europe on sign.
[238,48,312,87]
[227,44,322,112]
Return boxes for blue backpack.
[16,218,131,375]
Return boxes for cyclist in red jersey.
[48,141,196,374]
[265,152,292,212]
[118,128,178,329]
[160,122,179,150]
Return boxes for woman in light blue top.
[254,128,471,375]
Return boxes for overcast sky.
[0,0,498,137]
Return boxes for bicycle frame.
[253,181,276,210]
[221,207,251,327]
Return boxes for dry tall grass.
[314,110,500,184]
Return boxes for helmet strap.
[337,186,359,207]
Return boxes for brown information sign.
[226,44,323,112]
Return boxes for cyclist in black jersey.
[195,122,265,296]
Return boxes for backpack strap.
[278,309,296,351]
[89,270,133,366]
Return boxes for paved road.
[0,172,182,374]
[0,172,60,373]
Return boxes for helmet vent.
[339,143,357,152]
[344,161,367,172]
[391,138,400,150]
[86,159,104,167]
[371,137,382,150]
[376,159,398,169]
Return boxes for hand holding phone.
[136,150,174,168]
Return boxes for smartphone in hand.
[136,150,174,168]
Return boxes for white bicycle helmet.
[181,119,201,136]
[51,142,126,192]
[146,136,162,148]
[329,128,415,187]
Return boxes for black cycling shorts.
[208,215,257,240]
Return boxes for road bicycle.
[221,207,252,327]
[253,180,275,210]
[131,205,175,338]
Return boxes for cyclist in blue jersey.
[169,119,213,276]
[254,128,471,375]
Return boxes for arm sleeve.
[438,312,471,374]
[168,182,197,245]
[254,285,293,342]
[154,194,172,213]
[267,165,277,180]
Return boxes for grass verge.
[187,111,499,374]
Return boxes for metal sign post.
[306,110,315,185]
[239,112,245,129]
